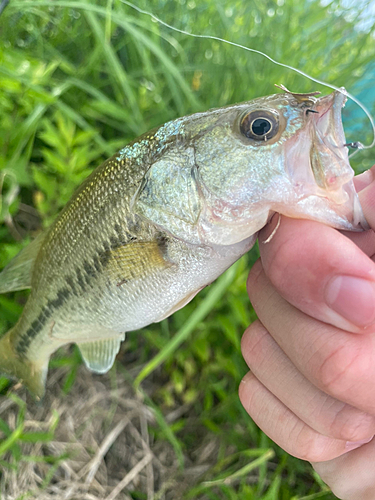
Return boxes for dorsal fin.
[0,232,45,294]
[275,84,321,102]
[77,334,125,373]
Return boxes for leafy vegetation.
[0,0,374,498]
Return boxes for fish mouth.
[314,89,347,137]
[306,89,369,231]
[311,89,349,191]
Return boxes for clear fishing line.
[120,0,375,153]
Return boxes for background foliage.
[0,0,374,498]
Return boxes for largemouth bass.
[0,88,368,398]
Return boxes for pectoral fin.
[0,232,45,294]
[105,240,173,285]
[77,334,125,373]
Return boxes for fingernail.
[325,276,375,327]
[345,436,373,451]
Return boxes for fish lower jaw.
[198,210,270,246]
[272,192,367,232]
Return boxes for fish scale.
[0,89,368,398]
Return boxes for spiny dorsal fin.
[275,84,321,102]
[77,334,125,373]
[0,232,45,294]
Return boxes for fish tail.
[0,327,47,400]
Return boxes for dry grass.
[0,359,219,500]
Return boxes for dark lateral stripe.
[16,247,113,356]
[83,260,96,278]
[114,223,122,235]
[76,268,86,290]
[65,275,77,294]
[102,241,111,253]
[111,224,133,247]
[92,254,101,272]
[16,285,72,356]
[47,287,71,310]
[109,235,119,247]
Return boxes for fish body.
[0,89,368,397]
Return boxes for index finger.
[257,215,375,333]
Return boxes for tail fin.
[0,328,47,400]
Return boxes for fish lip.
[308,89,349,191]
[312,88,347,146]
[307,88,369,231]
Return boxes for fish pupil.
[251,118,271,136]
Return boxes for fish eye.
[240,110,279,141]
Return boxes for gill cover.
[133,147,203,244]
[134,90,368,248]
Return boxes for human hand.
[239,165,375,499]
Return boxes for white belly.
[50,233,257,340]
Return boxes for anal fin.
[77,334,125,374]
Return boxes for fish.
[0,87,368,399]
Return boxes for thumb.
[343,166,375,258]
[354,165,375,193]
[357,165,375,231]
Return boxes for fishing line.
[120,0,375,153]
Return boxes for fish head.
[133,89,368,246]
[193,89,368,245]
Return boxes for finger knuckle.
[313,464,356,499]
[317,343,363,398]
[246,258,263,297]
[291,425,328,462]
[330,482,360,500]
[241,322,268,367]
[238,373,261,412]
[330,408,375,442]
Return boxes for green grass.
[0,0,374,498]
